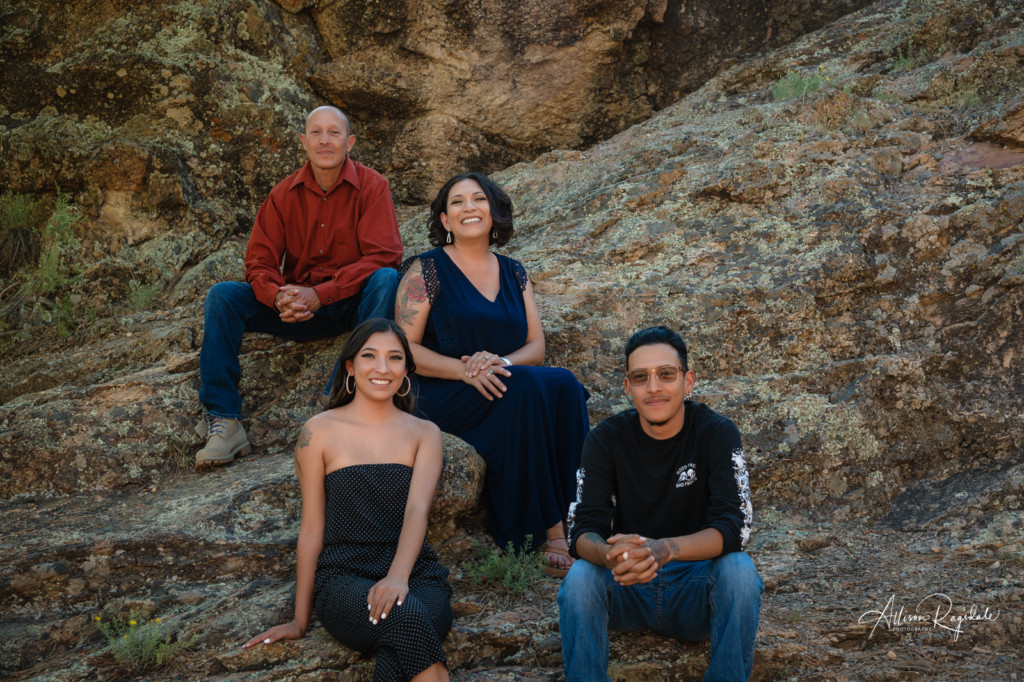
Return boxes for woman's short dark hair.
[427,172,514,247]
[327,318,416,413]
[624,325,689,371]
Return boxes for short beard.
[645,417,671,428]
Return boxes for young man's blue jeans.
[558,552,763,682]
[198,268,398,419]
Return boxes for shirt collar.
[289,157,360,194]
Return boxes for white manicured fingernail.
[381,612,387,619]
[264,638,270,644]
[623,552,629,560]
[397,600,402,606]
[367,604,371,610]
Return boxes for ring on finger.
[488,369,494,375]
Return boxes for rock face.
[0,0,324,337]
[2,0,1024,679]
[310,0,873,201]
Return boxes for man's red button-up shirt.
[244,157,402,308]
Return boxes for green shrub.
[53,294,77,337]
[30,190,81,297]
[848,110,874,135]
[128,278,160,311]
[0,191,47,275]
[94,608,198,673]
[960,89,983,108]
[0,190,83,342]
[771,67,829,101]
[461,534,546,604]
[893,40,927,71]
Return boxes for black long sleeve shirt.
[567,402,753,559]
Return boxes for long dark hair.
[327,319,416,413]
[427,172,514,247]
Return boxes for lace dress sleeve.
[399,253,441,304]
[511,259,528,292]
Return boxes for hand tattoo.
[646,538,680,565]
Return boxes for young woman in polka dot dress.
[244,318,453,681]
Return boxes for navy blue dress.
[405,247,590,551]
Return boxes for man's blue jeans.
[198,268,398,419]
[558,552,763,682]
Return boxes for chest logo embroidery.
[675,463,696,488]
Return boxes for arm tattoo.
[297,424,312,449]
[396,288,420,326]
[396,262,425,327]
[582,532,607,548]
[406,273,428,303]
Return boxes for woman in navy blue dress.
[395,172,590,575]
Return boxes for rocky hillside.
[1,0,1023,679]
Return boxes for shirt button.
[319,249,324,254]
[320,223,325,227]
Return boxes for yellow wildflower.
[129,620,137,626]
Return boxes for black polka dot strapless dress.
[314,463,452,681]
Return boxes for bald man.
[195,106,402,468]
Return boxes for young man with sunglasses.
[558,326,763,681]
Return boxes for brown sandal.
[539,538,574,578]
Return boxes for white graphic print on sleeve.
[731,448,754,549]
[675,462,697,488]
[566,467,585,535]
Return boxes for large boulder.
[309,0,873,200]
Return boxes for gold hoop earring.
[344,373,354,393]
[446,230,452,244]
[397,375,411,397]
[491,228,497,240]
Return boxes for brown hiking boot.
[195,415,251,469]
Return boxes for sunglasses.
[626,365,685,387]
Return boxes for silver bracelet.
[499,356,511,366]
